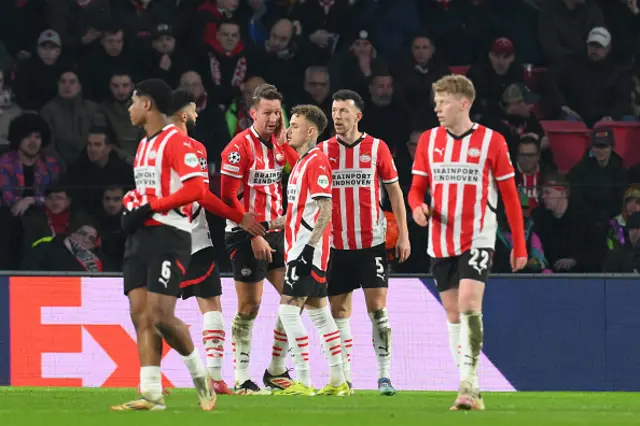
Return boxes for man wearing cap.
[568,127,628,226]
[13,30,67,111]
[145,23,190,88]
[603,212,640,273]
[549,26,631,126]
[466,37,525,117]
[335,27,385,97]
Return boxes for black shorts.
[430,248,494,292]
[327,243,388,297]
[123,225,191,297]
[283,262,327,298]
[225,230,285,283]
[180,247,221,300]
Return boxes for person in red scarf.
[23,221,106,272]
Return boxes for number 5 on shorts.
[468,249,489,275]
[375,256,386,281]
[159,260,172,288]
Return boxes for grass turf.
[0,388,638,425]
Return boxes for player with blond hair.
[408,74,527,410]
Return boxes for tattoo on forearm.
[270,216,285,229]
[308,198,332,247]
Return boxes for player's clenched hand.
[268,216,285,231]
[510,250,528,272]
[251,235,275,263]
[121,204,153,234]
[412,203,430,227]
[239,212,265,236]
[295,245,314,276]
[395,234,411,263]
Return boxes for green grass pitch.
[1,388,639,425]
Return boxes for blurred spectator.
[603,211,640,273]
[23,221,108,272]
[110,0,175,52]
[225,75,272,138]
[368,0,420,58]
[41,70,103,165]
[332,28,385,97]
[48,0,112,55]
[533,173,597,272]
[20,185,92,257]
[13,30,68,111]
[0,0,48,61]
[359,69,411,155]
[96,185,126,271]
[494,193,551,273]
[606,186,640,251]
[419,0,494,66]
[66,126,133,216]
[79,25,137,102]
[568,128,627,226]
[499,84,553,165]
[392,33,449,120]
[0,113,60,213]
[548,27,632,126]
[101,72,143,162]
[467,37,524,117]
[295,66,332,141]
[538,0,604,64]
[179,70,229,166]
[198,20,258,108]
[290,0,353,65]
[0,70,23,150]
[632,63,640,118]
[598,0,640,65]
[144,23,192,89]
[515,135,554,213]
[257,18,310,104]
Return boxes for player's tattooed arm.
[307,197,332,247]
[268,216,286,230]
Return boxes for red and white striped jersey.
[319,133,398,250]
[130,124,208,233]
[412,124,515,258]
[220,126,286,232]
[285,147,332,271]
[190,139,213,254]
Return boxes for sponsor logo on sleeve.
[184,153,199,168]
[223,164,240,173]
[317,175,329,189]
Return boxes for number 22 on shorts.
[468,249,489,275]
[159,260,172,288]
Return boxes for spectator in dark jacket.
[568,128,628,226]
[66,126,133,216]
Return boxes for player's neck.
[337,128,362,145]
[446,117,474,137]
[169,117,187,135]
[144,113,169,138]
[296,140,316,156]
[255,127,274,142]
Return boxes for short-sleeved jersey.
[132,124,207,233]
[190,139,213,254]
[285,147,332,271]
[220,126,286,232]
[411,124,515,258]
[319,133,398,250]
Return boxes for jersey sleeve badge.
[317,175,330,189]
[227,151,241,164]
[184,152,199,168]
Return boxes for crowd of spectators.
[0,0,639,275]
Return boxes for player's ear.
[249,106,257,121]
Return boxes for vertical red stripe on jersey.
[358,146,373,248]
[343,145,357,248]
[445,138,463,255]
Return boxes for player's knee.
[237,302,260,317]
[130,310,149,332]
[458,296,482,313]
[446,310,460,323]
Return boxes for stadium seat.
[541,120,590,173]
[449,66,470,75]
[593,121,640,168]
